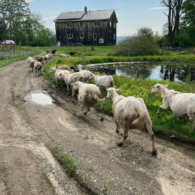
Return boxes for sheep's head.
[50,67,56,73]
[77,64,82,70]
[106,88,120,99]
[151,84,168,94]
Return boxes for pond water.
[24,90,55,106]
[88,63,195,83]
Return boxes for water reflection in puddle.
[88,63,195,83]
[24,90,54,106]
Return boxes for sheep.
[91,74,114,89]
[60,71,85,93]
[106,87,157,155]
[151,83,195,132]
[77,64,93,82]
[45,54,51,60]
[50,65,70,73]
[69,51,76,56]
[52,50,57,56]
[54,69,70,87]
[59,54,70,58]
[71,67,79,72]
[34,62,42,76]
[71,81,105,120]
[29,59,36,72]
[46,49,50,53]
[27,57,33,63]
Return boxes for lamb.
[106,87,157,155]
[34,62,42,76]
[151,83,195,132]
[77,64,93,82]
[29,59,36,72]
[46,49,50,53]
[60,72,85,93]
[40,56,45,64]
[71,81,105,120]
[52,50,57,56]
[59,54,70,58]
[50,65,70,73]
[92,74,114,89]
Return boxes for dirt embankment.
[0,59,195,195]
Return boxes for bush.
[115,27,160,56]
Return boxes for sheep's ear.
[163,84,169,88]
[116,89,120,91]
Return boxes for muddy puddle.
[24,90,55,106]
[88,63,195,83]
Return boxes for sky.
[26,0,168,36]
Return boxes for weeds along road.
[0,59,195,195]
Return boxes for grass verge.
[49,145,100,195]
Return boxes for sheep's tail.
[93,94,105,121]
[132,104,145,126]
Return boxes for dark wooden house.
[54,7,118,46]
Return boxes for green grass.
[0,47,42,67]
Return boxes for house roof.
[54,9,118,23]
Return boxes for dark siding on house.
[55,14,117,46]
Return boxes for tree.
[161,0,184,47]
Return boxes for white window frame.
[80,33,83,39]
[67,22,72,28]
[79,22,83,27]
[93,33,97,40]
[67,33,73,39]
[94,21,100,27]
[114,34,116,40]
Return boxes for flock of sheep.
[26,50,195,157]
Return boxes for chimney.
[84,6,87,13]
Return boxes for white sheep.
[50,65,70,73]
[151,83,195,132]
[106,87,157,155]
[60,72,85,93]
[54,69,70,87]
[29,59,36,72]
[77,64,93,82]
[92,74,114,89]
[27,57,33,64]
[59,54,70,58]
[45,54,51,60]
[34,62,42,76]
[71,81,105,120]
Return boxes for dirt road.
[0,59,195,195]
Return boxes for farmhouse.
[54,7,118,46]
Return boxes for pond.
[88,63,195,83]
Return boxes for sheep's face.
[89,73,93,80]
[106,88,118,98]
[77,65,82,70]
[50,67,56,73]
[151,84,169,94]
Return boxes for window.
[67,22,72,28]
[67,34,73,39]
[110,21,112,27]
[80,33,83,39]
[93,33,97,40]
[79,22,83,27]
[94,21,100,27]
[114,34,116,40]
[114,23,115,28]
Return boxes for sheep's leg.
[157,104,169,118]
[117,128,128,146]
[55,78,58,88]
[146,124,157,155]
[32,67,33,72]
[115,120,120,133]
[83,108,90,115]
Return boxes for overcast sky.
[27,0,168,36]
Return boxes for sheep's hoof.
[117,142,123,147]
[100,118,104,121]
[152,150,157,156]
